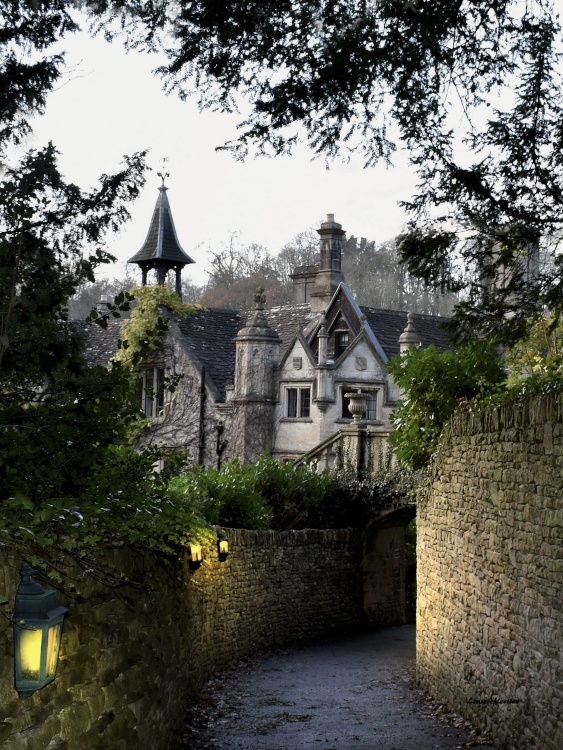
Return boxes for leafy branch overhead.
[86,0,563,340]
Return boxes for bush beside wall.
[0,528,362,750]
[417,394,563,750]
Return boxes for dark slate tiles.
[176,308,244,400]
[73,319,122,367]
[361,307,451,360]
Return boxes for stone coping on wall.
[446,391,563,437]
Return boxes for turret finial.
[157,157,170,189]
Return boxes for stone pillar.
[314,319,333,418]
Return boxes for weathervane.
[157,157,170,188]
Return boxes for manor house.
[82,184,450,467]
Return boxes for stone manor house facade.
[82,184,450,467]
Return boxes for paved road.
[178,625,496,750]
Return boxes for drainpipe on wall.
[198,366,206,465]
[215,423,228,470]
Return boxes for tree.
[343,235,459,315]
[89,0,563,341]
[0,2,186,581]
[386,340,506,470]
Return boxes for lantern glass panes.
[217,532,229,561]
[13,563,68,699]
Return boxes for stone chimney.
[290,265,319,304]
[310,214,345,313]
[97,294,111,314]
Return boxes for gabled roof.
[175,304,313,401]
[128,186,195,267]
[360,308,450,359]
[75,298,450,402]
[308,282,450,362]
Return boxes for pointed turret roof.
[128,184,195,267]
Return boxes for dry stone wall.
[0,528,362,750]
[417,393,563,750]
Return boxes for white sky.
[28,19,416,286]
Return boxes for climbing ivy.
[114,284,204,370]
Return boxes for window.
[335,331,349,359]
[140,367,165,418]
[342,390,378,421]
[286,387,311,418]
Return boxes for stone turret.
[231,289,281,462]
[128,177,194,298]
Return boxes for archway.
[362,506,416,626]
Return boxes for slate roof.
[128,186,195,266]
[75,302,451,402]
[175,309,243,401]
[257,304,314,350]
[361,307,451,359]
[73,319,122,366]
[174,304,313,401]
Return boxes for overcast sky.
[28,16,416,286]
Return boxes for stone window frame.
[282,384,313,421]
[337,385,382,423]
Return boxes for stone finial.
[254,287,266,311]
[399,312,422,353]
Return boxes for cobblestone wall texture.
[0,528,362,750]
[417,393,563,750]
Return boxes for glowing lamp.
[188,544,202,569]
[13,563,68,699]
[217,532,229,561]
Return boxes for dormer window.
[335,331,349,359]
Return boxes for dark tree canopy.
[87,0,563,341]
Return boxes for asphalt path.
[179,625,497,750]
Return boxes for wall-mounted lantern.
[188,543,202,570]
[217,532,230,562]
[13,562,68,699]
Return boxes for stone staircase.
[294,424,394,475]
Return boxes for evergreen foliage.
[387,340,506,470]
[88,0,563,340]
[163,454,414,532]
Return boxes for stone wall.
[0,528,362,750]
[417,393,563,750]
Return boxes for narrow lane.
[178,625,497,750]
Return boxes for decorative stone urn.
[344,390,368,423]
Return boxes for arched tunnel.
[362,505,417,626]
